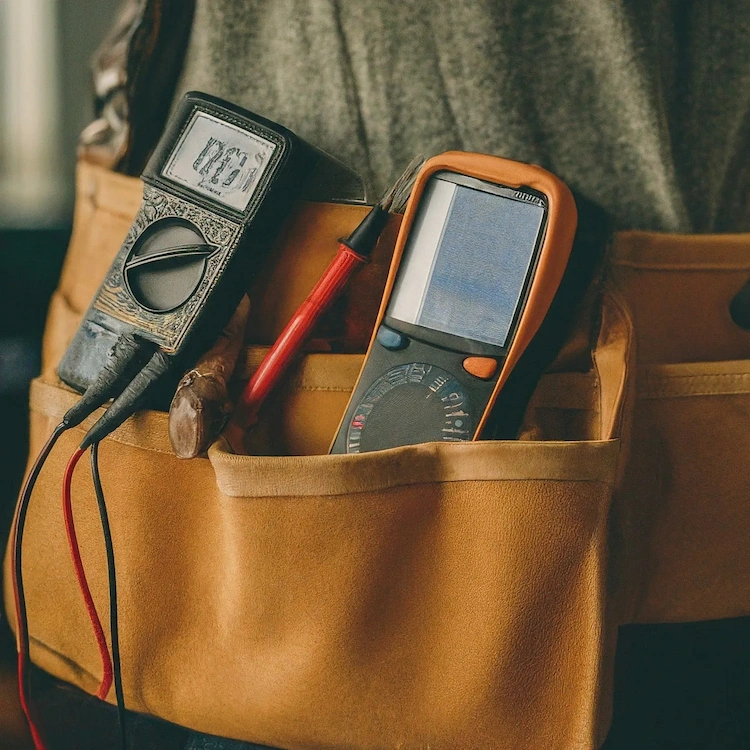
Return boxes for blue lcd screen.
[387,177,545,348]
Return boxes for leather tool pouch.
[611,233,750,626]
[4,161,642,749]
[6,155,750,750]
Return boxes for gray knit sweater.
[175,0,750,232]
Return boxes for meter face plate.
[345,363,473,453]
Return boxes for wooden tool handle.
[168,296,250,458]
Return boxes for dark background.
[0,0,120,555]
[0,2,748,748]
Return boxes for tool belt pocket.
[612,233,750,626]
[4,162,635,750]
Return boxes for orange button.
[462,356,498,380]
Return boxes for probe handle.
[225,243,367,448]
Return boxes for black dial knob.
[125,218,217,313]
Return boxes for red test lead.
[224,156,423,453]
[62,448,114,701]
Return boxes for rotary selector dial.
[346,363,473,453]
[124,218,218,313]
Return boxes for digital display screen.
[162,111,277,212]
[387,175,546,348]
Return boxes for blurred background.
[0,0,119,510]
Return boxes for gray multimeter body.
[330,171,549,454]
[58,91,316,396]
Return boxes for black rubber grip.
[63,334,147,429]
[80,350,172,449]
[342,205,388,258]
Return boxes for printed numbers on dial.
[346,363,473,453]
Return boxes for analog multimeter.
[58,91,316,396]
[330,152,577,454]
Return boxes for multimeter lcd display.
[387,174,546,349]
[162,111,278,212]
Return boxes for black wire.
[81,349,172,449]
[91,442,127,750]
[62,334,148,430]
[13,422,68,723]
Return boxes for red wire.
[15,650,45,748]
[62,448,114,701]
[15,578,47,750]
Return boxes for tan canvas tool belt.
[3,161,750,749]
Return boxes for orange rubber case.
[331,151,578,447]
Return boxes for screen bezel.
[161,110,280,213]
[142,94,292,223]
[384,170,549,357]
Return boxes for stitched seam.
[218,476,618,500]
[611,261,750,271]
[638,371,750,398]
[641,371,750,380]
[639,388,750,399]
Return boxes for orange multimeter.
[330,152,577,454]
